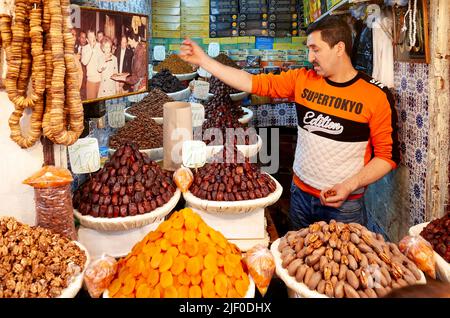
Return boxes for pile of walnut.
[279,220,423,298]
[0,217,87,298]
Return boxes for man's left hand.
[319,181,356,208]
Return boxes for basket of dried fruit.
[409,219,450,283]
[109,147,163,162]
[124,88,174,122]
[238,107,253,124]
[205,134,262,159]
[73,143,180,232]
[108,114,164,161]
[102,208,255,298]
[0,217,90,298]
[153,54,196,81]
[271,221,426,298]
[183,147,283,214]
[153,70,197,81]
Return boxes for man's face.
[103,42,112,55]
[128,38,136,48]
[87,32,96,45]
[121,37,127,49]
[97,32,104,42]
[79,32,87,45]
[306,31,339,78]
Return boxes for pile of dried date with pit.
[73,143,176,218]
[189,147,276,201]
[420,212,450,262]
[279,220,423,298]
[0,217,87,298]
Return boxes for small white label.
[208,42,220,57]
[197,67,211,78]
[68,138,101,174]
[182,140,207,169]
[193,80,210,100]
[107,102,125,128]
[153,45,166,61]
[190,102,205,127]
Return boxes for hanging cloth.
[372,13,394,88]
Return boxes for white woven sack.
[58,241,91,298]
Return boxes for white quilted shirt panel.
[293,127,368,190]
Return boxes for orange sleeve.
[369,89,400,169]
[251,68,307,98]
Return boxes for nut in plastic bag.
[399,235,436,279]
[244,244,275,297]
[173,165,193,193]
[84,255,118,298]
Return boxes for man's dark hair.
[306,16,353,57]
[127,32,139,42]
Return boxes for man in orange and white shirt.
[179,16,399,229]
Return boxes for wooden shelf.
[313,0,378,24]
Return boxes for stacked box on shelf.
[152,0,181,38]
[239,0,268,13]
[209,0,239,38]
[210,14,239,38]
[267,0,299,37]
[181,0,210,38]
[238,0,269,37]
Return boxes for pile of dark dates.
[189,147,277,201]
[149,69,185,93]
[201,91,253,146]
[73,143,176,218]
[420,213,450,262]
[209,75,240,95]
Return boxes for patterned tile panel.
[394,61,429,226]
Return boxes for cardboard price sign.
[68,138,101,174]
[107,102,125,128]
[193,80,210,100]
[182,140,207,169]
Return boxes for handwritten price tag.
[190,102,205,127]
[193,80,210,100]
[107,102,125,128]
[182,140,207,169]
[153,45,166,61]
[68,138,101,174]
[208,42,220,57]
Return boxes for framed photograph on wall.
[393,0,430,63]
[70,6,148,103]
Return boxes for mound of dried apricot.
[107,208,250,298]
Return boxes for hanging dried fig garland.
[1,0,84,148]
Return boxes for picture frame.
[393,0,430,63]
[70,6,149,103]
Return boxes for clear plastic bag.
[84,254,118,298]
[399,235,436,279]
[23,166,77,240]
[244,244,275,297]
[173,165,193,193]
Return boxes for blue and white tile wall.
[248,103,298,127]
[394,61,429,226]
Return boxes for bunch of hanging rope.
[0,0,83,148]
